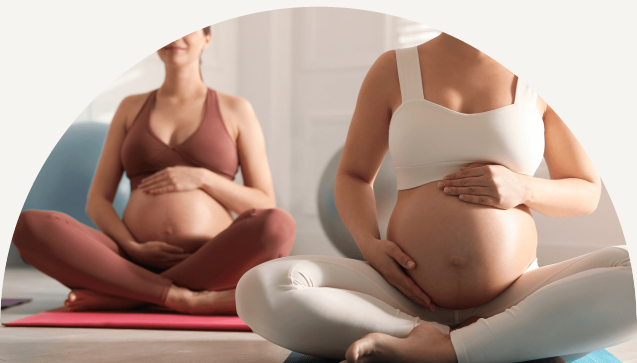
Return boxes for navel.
[451,256,469,268]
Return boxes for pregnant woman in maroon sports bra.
[12,27,296,315]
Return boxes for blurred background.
[6,7,625,266]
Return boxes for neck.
[160,61,207,99]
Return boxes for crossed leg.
[12,208,296,313]
[236,246,637,362]
[347,246,637,363]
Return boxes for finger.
[157,252,190,261]
[386,243,416,269]
[160,244,185,253]
[443,166,488,181]
[459,194,497,207]
[383,265,431,306]
[167,253,192,261]
[393,272,433,307]
[460,162,492,171]
[139,167,179,188]
[143,181,177,194]
[438,176,488,188]
[443,186,491,196]
[140,179,172,192]
[391,277,435,312]
[139,170,169,186]
[148,186,178,195]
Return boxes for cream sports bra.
[388,46,545,190]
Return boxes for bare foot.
[64,289,147,312]
[164,285,236,315]
[342,323,457,363]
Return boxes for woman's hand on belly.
[126,240,193,269]
[138,166,206,195]
[360,238,437,312]
[438,162,530,209]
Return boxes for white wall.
[8,8,625,266]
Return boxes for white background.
[1,0,636,313]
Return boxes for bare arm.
[197,96,276,214]
[524,102,601,217]
[335,53,393,247]
[441,100,601,218]
[86,95,143,254]
[335,50,435,311]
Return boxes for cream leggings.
[236,246,637,363]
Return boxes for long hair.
[199,26,211,81]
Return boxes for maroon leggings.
[12,208,296,306]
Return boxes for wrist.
[356,235,382,251]
[120,240,140,255]
[198,167,215,189]
[519,174,536,206]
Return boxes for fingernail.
[407,261,415,268]
[438,182,444,187]
[443,176,449,180]
[444,188,450,193]
[460,195,466,200]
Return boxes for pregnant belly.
[387,182,537,310]
[123,189,233,253]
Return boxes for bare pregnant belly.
[387,182,537,310]
[123,189,233,253]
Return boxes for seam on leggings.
[288,259,420,317]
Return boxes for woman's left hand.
[438,163,529,209]
[138,166,206,194]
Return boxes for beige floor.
[2,266,637,363]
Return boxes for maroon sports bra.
[121,88,239,190]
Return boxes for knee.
[613,245,631,267]
[600,245,631,268]
[256,208,296,257]
[235,257,296,342]
[236,264,266,322]
[13,210,63,252]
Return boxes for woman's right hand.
[126,241,192,269]
[361,238,436,312]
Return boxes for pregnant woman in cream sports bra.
[12,27,296,315]
[235,32,637,362]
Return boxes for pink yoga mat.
[2,307,252,332]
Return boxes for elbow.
[259,192,277,210]
[577,201,598,217]
[85,193,109,222]
[265,196,277,209]
[85,196,97,220]
[334,170,372,208]
[334,171,351,208]
[578,181,602,217]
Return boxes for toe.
[345,340,365,362]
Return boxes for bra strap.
[395,47,425,102]
[513,77,538,107]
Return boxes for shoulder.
[367,50,398,82]
[356,50,401,111]
[114,91,153,131]
[216,91,258,128]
